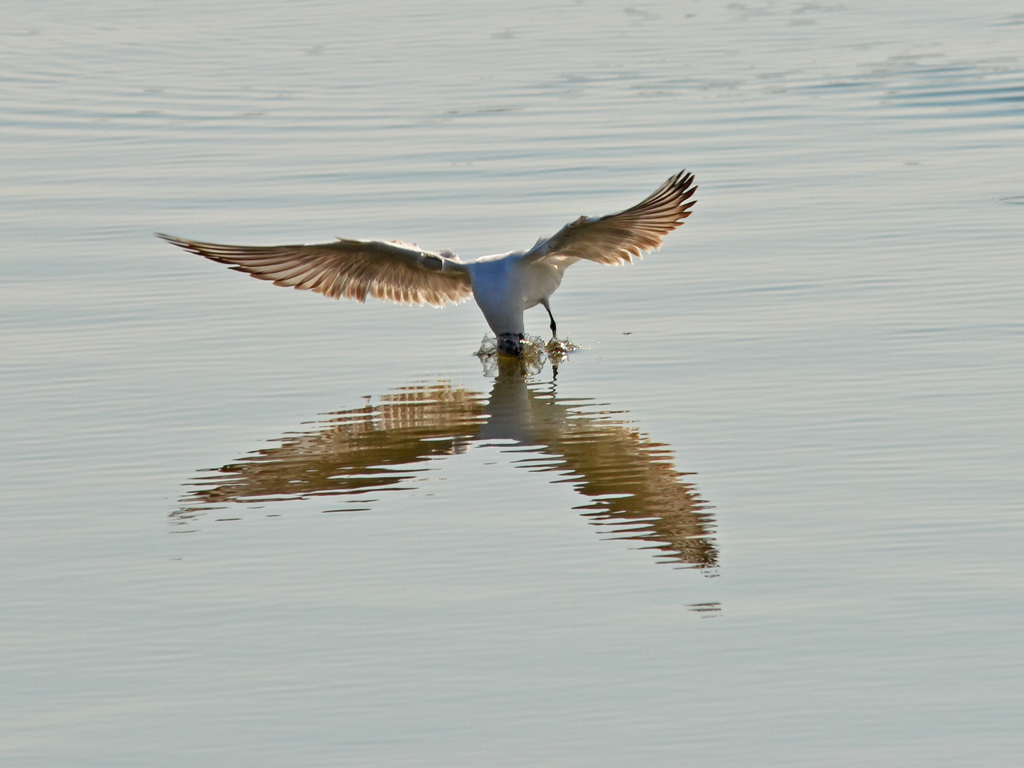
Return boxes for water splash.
[474,334,581,376]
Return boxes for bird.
[157,170,696,356]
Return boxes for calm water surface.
[2,1,1023,766]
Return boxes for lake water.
[2,1,1023,765]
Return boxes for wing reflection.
[176,358,716,569]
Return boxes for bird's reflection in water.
[175,353,716,570]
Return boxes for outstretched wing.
[525,170,696,265]
[157,234,473,307]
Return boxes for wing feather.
[156,234,473,307]
[526,170,696,265]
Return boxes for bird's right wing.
[157,234,473,307]
[525,170,696,265]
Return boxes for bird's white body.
[467,251,568,336]
[158,171,696,356]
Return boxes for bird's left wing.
[525,170,696,265]
[157,234,473,307]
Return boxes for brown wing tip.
[670,170,697,198]
[155,232,183,246]
[156,234,234,273]
[156,232,209,254]
[156,232,208,258]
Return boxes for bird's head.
[496,332,525,357]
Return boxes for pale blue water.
[2,2,1023,766]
